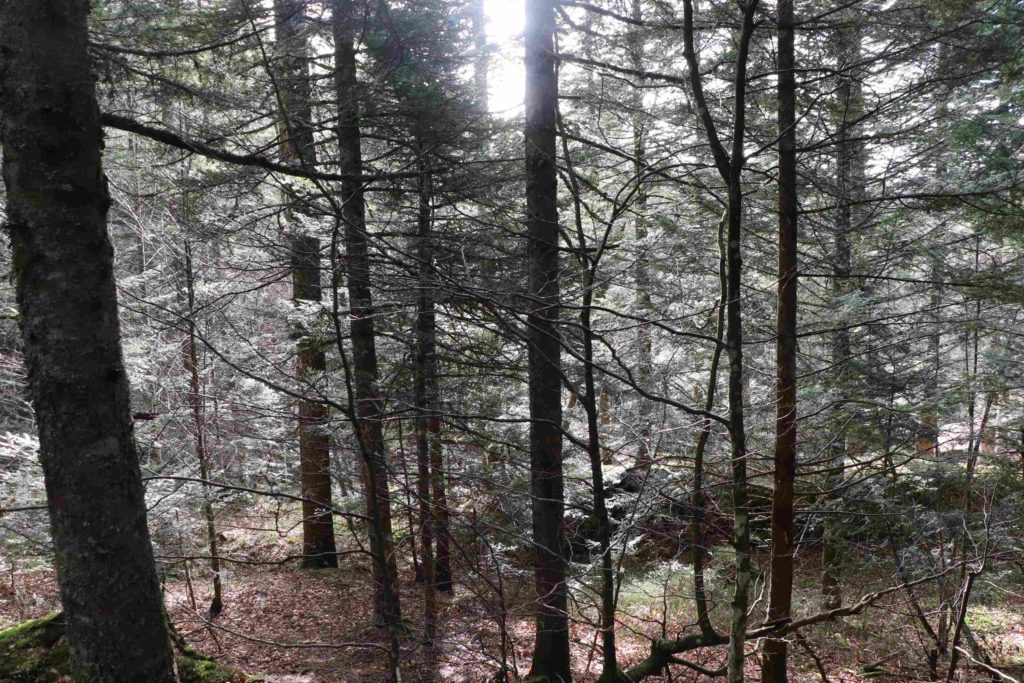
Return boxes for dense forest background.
[1,0,1024,681]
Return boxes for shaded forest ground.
[3,504,1023,682]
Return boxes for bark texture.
[414,135,448,642]
[293,237,338,568]
[0,1,176,679]
[763,0,798,678]
[525,0,571,678]
[274,0,339,569]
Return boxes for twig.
[795,631,831,683]
[954,647,1020,683]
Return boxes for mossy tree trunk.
[0,1,177,679]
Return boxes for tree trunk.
[681,1,759,680]
[763,0,798,678]
[183,242,225,616]
[559,97,618,682]
[412,137,452,595]
[583,286,618,683]
[413,133,449,642]
[273,0,339,569]
[471,0,489,111]
[293,236,338,568]
[723,186,752,683]
[0,1,176,679]
[525,0,571,678]
[630,0,654,469]
[333,0,403,631]
[691,211,729,640]
[822,10,863,610]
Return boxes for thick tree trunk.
[525,0,571,678]
[333,0,402,630]
[763,0,798,678]
[273,0,340,570]
[0,1,176,679]
[292,237,339,568]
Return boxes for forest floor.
[3,504,1023,682]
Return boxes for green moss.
[0,613,246,682]
[0,614,69,682]
[9,243,29,287]
[177,655,244,683]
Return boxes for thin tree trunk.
[822,11,863,608]
[183,242,225,616]
[682,2,759,680]
[723,174,753,683]
[471,0,489,111]
[414,382,437,642]
[630,0,654,469]
[763,0,799,678]
[559,102,618,682]
[414,133,440,642]
[945,571,979,682]
[412,141,452,594]
[0,1,176,679]
[397,416,421,582]
[583,287,618,683]
[333,0,403,631]
[600,388,614,463]
[525,0,571,678]
[691,211,728,640]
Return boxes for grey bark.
[0,1,176,679]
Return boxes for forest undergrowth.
[4,503,1022,682]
